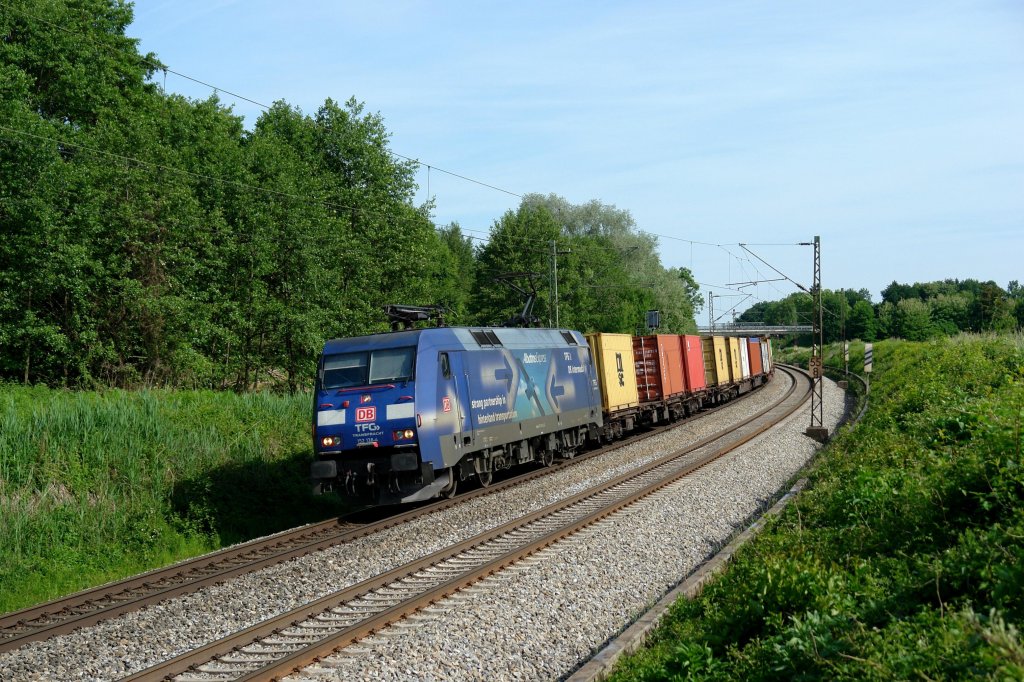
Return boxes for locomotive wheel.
[477,470,493,487]
[540,450,555,467]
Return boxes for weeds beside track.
[608,334,1024,681]
[0,386,349,613]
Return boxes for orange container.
[747,338,763,375]
[680,335,706,392]
[633,335,685,402]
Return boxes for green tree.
[0,0,171,386]
[929,293,971,336]
[1009,281,1024,330]
[311,98,437,337]
[431,223,477,324]
[518,193,699,333]
[895,298,935,341]
[881,280,922,304]
[873,278,1021,336]
[0,2,450,389]
[969,282,1015,333]
[768,298,802,326]
[561,232,643,333]
[847,299,877,341]
[0,0,159,127]
[738,301,769,323]
[86,92,248,387]
[471,204,559,326]
[822,290,851,344]
[231,102,332,390]
[677,267,703,321]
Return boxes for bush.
[608,334,1024,680]
[0,385,348,613]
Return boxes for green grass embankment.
[609,334,1024,680]
[0,387,347,613]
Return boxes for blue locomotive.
[310,325,603,505]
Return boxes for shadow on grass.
[170,448,355,546]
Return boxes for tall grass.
[0,386,347,613]
[608,334,1024,680]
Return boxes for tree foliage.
[470,194,699,334]
[0,3,453,387]
[1,2,700,389]
[745,278,1021,345]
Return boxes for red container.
[680,335,707,392]
[633,335,686,402]
[747,338,764,375]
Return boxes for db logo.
[355,406,376,422]
[442,397,452,413]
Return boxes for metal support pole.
[708,292,715,334]
[554,242,560,328]
[548,240,555,328]
[842,288,848,375]
[549,240,571,328]
[806,235,827,441]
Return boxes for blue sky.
[129,1,1023,318]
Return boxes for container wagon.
[633,334,687,423]
[585,332,640,438]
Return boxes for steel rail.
[124,367,809,682]
[0,373,778,653]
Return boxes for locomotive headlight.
[392,429,415,441]
[321,436,340,448]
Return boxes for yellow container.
[701,336,729,387]
[727,337,743,383]
[586,333,639,412]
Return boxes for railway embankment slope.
[608,334,1024,680]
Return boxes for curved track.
[122,366,810,682]
[0,373,779,654]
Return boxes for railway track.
[121,366,810,682]
[0,373,778,655]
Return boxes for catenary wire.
[2,1,815,303]
[0,1,525,201]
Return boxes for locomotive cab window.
[439,352,451,379]
[368,347,415,384]
[322,347,415,389]
[322,352,368,389]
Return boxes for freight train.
[310,323,774,505]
